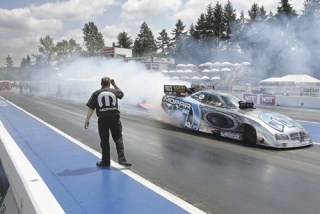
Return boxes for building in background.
[99,47,175,71]
[99,47,132,58]
[125,57,175,71]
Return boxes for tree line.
[1,0,320,81]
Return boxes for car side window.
[207,95,221,106]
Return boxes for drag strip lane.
[1,91,320,214]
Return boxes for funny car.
[161,85,313,148]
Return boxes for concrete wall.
[0,122,65,214]
[275,95,320,108]
[243,94,320,109]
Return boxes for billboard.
[243,94,258,104]
[260,95,276,105]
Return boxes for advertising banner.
[260,95,276,105]
[243,94,258,104]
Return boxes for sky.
[0,0,305,67]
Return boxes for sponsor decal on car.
[162,96,191,110]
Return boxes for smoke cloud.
[46,57,188,112]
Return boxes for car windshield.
[221,94,243,108]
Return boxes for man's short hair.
[101,76,111,86]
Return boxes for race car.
[161,85,313,148]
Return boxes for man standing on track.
[84,76,132,167]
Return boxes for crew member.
[84,77,132,167]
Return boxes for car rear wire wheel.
[244,125,257,145]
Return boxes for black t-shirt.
[86,87,124,117]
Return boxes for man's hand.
[84,120,89,129]
[111,79,115,86]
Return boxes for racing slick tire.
[244,125,257,145]
[170,110,186,128]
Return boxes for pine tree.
[223,0,237,40]
[248,3,260,21]
[133,22,156,56]
[193,13,207,41]
[169,19,187,58]
[276,0,298,19]
[116,31,133,48]
[156,29,171,55]
[212,2,224,50]
[6,55,14,68]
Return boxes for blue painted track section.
[298,121,320,143]
[0,98,190,214]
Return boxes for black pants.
[98,115,125,164]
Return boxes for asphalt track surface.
[1,90,320,214]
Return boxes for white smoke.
[51,57,189,112]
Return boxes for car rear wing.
[164,85,192,97]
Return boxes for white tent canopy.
[213,62,223,66]
[201,76,210,80]
[176,64,187,68]
[211,68,219,72]
[191,76,200,80]
[221,68,231,72]
[184,69,193,73]
[171,76,180,79]
[222,62,233,66]
[204,62,213,66]
[260,75,320,84]
[181,76,190,80]
[201,69,211,73]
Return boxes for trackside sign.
[243,94,257,103]
[260,95,276,105]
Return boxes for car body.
[161,85,313,148]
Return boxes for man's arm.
[84,107,94,129]
[111,79,124,97]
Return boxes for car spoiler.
[164,85,192,97]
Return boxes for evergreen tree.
[232,11,248,55]
[257,6,268,22]
[212,2,224,50]
[5,55,14,68]
[223,0,237,40]
[248,3,260,21]
[276,0,298,19]
[193,13,207,41]
[133,22,156,56]
[83,22,105,56]
[205,3,215,39]
[20,55,32,80]
[185,24,201,64]
[20,55,31,69]
[156,29,171,55]
[116,31,133,48]
[169,19,187,59]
